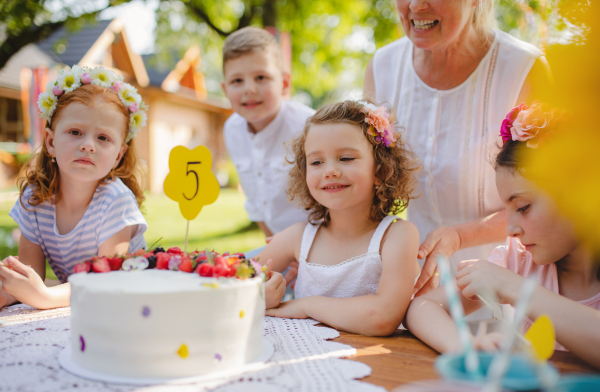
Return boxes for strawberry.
[133,249,146,257]
[92,258,111,273]
[197,263,214,277]
[227,264,237,277]
[195,255,208,263]
[108,257,123,271]
[156,253,171,270]
[222,251,230,257]
[73,261,91,273]
[167,247,183,255]
[214,263,229,277]
[213,256,227,268]
[179,257,193,273]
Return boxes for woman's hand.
[264,260,287,309]
[414,226,461,297]
[0,256,49,309]
[265,298,309,319]
[455,260,524,305]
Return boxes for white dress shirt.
[224,100,315,234]
[372,30,543,270]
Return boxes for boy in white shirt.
[222,27,314,238]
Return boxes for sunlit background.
[0,0,596,278]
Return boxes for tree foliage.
[0,0,582,105]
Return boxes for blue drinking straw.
[484,276,537,392]
[436,255,481,377]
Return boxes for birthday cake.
[68,249,265,378]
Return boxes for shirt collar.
[246,101,286,140]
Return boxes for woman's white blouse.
[372,30,543,269]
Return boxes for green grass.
[0,189,266,281]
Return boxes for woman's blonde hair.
[18,84,145,209]
[287,100,421,225]
[473,0,497,38]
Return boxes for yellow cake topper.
[164,145,220,220]
[524,314,555,361]
[164,145,220,251]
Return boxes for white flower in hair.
[37,90,57,122]
[357,100,378,113]
[128,110,147,139]
[56,65,84,93]
[118,83,142,108]
[89,66,116,88]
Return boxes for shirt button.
[258,172,261,176]
[263,201,267,205]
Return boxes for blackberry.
[153,247,165,254]
[147,255,157,269]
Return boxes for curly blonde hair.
[287,100,421,225]
[18,84,145,209]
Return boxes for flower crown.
[357,101,397,148]
[37,65,148,143]
[500,101,563,149]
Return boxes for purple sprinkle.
[214,353,222,362]
[79,335,85,352]
[142,306,151,317]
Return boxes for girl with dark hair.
[405,102,600,369]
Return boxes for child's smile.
[305,122,377,212]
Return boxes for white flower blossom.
[128,110,147,141]
[90,66,116,88]
[357,100,378,113]
[118,83,142,108]
[122,257,149,271]
[37,91,57,122]
[56,66,82,93]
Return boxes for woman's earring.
[51,157,56,163]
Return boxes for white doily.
[0,304,385,392]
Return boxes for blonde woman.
[364,0,552,296]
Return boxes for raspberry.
[156,253,171,270]
[197,263,214,277]
[92,258,111,273]
[108,257,123,271]
[143,252,154,259]
[167,247,183,255]
[179,257,193,273]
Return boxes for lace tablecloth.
[0,304,385,392]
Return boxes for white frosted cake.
[68,270,265,378]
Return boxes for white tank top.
[372,30,543,270]
[294,215,397,299]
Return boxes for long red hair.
[18,84,145,209]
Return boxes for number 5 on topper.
[163,145,220,251]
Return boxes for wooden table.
[332,329,599,391]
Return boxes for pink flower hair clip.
[358,101,397,148]
[500,101,562,149]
